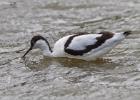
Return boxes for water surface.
[0,0,140,100]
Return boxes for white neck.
[42,47,52,57]
[34,40,53,57]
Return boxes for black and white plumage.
[22,31,132,61]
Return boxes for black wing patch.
[64,31,114,56]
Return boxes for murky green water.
[0,0,140,100]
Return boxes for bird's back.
[52,31,128,60]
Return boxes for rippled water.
[0,0,140,100]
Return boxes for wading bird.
[22,31,131,61]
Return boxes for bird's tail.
[123,31,132,36]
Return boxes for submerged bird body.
[23,31,131,61]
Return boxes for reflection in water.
[23,56,118,71]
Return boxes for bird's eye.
[31,39,36,47]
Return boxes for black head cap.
[22,35,48,58]
[30,35,46,47]
[123,31,132,36]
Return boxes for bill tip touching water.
[22,31,132,61]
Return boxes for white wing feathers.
[67,34,102,50]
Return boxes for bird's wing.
[66,34,100,50]
[64,34,101,56]
[64,32,114,56]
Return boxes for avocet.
[22,31,131,61]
